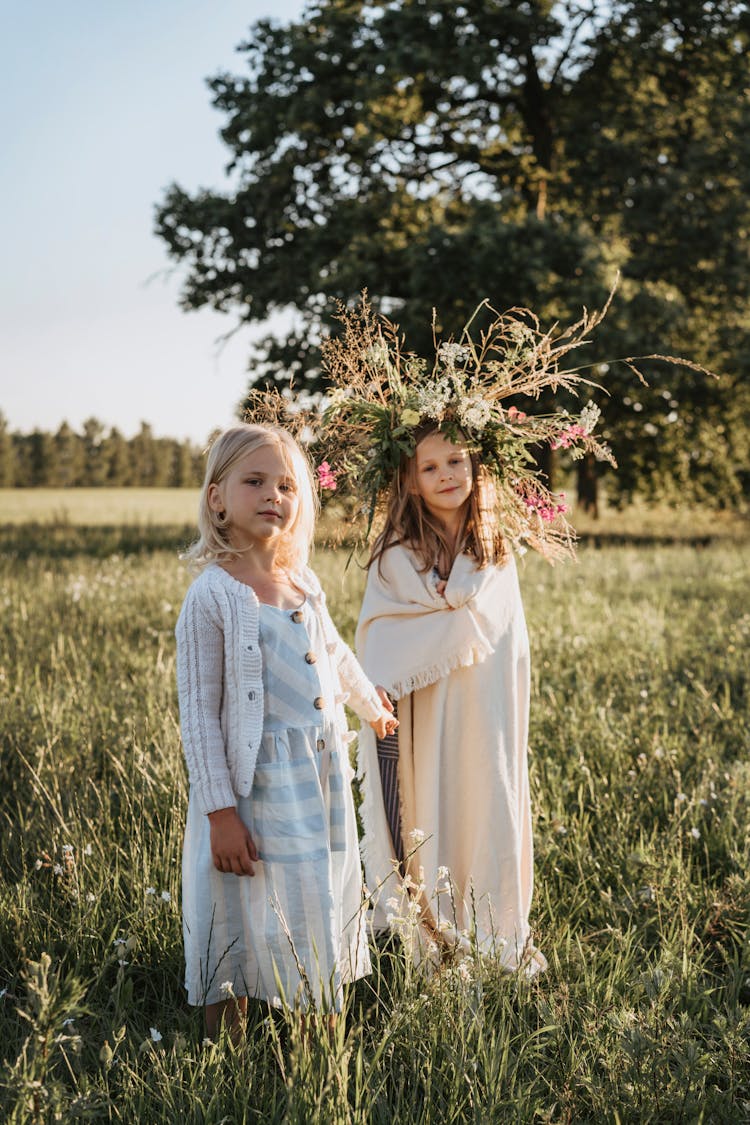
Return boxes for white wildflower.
[579,401,601,434]
[34,859,43,870]
[364,342,390,368]
[83,844,92,856]
[690,827,701,839]
[438,342,469,368]
[409,828,426,846]
[218,981,234,997]
[676,792,687,803]
[326,386,354,408]
[385,897,400,911]
[437,866,450,881]
[53,864,64,876]
[149,1027,162,1042]
[415,377,452,420]
[160,890,171,902]
[456,961,472,983]
[145,887,156,896]
[62,844,74,854]
[457,396,491,432]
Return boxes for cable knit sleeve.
[317,589,384,724]
[175,582,237,815]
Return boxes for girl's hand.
[208,807,258,876]
[370,686,399,740]
[375,685,395,714]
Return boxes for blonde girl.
[176,423,396,1039]
[356,424,545,974]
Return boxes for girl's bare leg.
[205,996,248,1044]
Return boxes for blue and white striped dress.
[182,599,371,1010]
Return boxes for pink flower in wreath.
[550,423,587,450]
[507,405,527,422]
[316,461,337,491]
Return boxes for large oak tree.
[156,0,750,505]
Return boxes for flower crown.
[310,291,623,560]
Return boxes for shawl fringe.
[387,636,493,700]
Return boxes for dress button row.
[313,697,325,710]
[290,609,303,623]
[305,651,317,665]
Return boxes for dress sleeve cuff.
[358,690,385,723]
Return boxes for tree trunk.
[576,453,599,517]
[532,444,555,491]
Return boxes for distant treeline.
[0,416,205,488]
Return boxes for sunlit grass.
[0,488,200,526]
[0,541,748,1121]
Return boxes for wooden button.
[290,609,303,623]
[313,697,325,710]
[316,738,326,751]
[305,651,317,664]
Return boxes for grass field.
[1,488,747,543]
[0,489,202,526]
[0,507,748,1121]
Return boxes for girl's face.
[208,443,300,551]
[413,431,473,525]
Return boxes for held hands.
[208,807,258,877]
[369,685,399,741]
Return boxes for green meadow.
[0,500,748,1122]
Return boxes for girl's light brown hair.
[368,426,507,575]
[183,423,318,574]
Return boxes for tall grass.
[0,542,748,1122]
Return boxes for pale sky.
[1,0,306,445]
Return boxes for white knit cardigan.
[175,563,384,815]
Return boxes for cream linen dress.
[356,545,543,972]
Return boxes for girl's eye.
[280,483,295,493]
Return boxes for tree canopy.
[156,0,750,505]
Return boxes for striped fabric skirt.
[376,701,403,865]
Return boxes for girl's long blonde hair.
[369,426,507,575]
[183,423,318,574]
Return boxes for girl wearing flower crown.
[175,422,396,1039]
[355,419,546,973]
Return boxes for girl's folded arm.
[175,594,235,814]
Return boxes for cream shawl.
[355,543,518,700]
[355,544,525,933]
